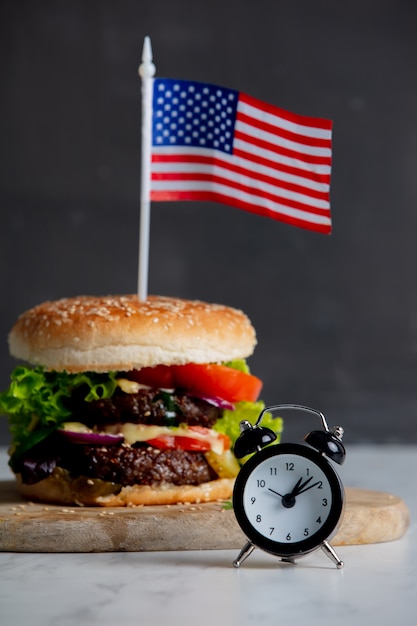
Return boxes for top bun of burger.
[8,294,257,373]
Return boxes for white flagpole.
[137,36,156,301]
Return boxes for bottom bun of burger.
[16,469,234,507]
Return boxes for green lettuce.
[0,366,118,466]
[214,400,283,455]
[215,360,283,449]
[224,359,250,374]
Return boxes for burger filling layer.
[0,362,283,499]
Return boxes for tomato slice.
[172,363,262,403]
[146,435,209,451]
[146,427,231,453]
[127,365,175,389]
[126,362,262,403]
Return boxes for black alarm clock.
[232,404,346,569]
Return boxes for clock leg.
[281,557,296,564]
[233,541,255,568]
[321,541,344,569]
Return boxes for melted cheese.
[109,423,226,454]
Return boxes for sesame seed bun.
[16,470,235,507]
[8,294,257,372]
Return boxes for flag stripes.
[150,78,333,233]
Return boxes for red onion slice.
[58,429,124,446]
[189,392,235,411]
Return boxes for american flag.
[150,78,333,234]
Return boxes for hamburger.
[0,294,282,506]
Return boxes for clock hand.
[268,476,320,504]
[290,476,313,497]
[269,477,313,500]
[288,476,304,496]
[268,486,297,509]
[296,480,323,495]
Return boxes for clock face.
[233,443,344,557]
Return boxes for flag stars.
[152,79,238,154]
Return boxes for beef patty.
[18,437,218,487]
[60,444,218,487]
[68,388,222,429]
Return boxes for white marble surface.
[1,444,416,626]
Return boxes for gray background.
[1,0,417,445]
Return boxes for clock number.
[257,480,266,488]
[286,462,294,471]
[256,515,262,523]
[317,481,323,489]
[304,528,309,537]
[286,533,292,541]
[316,516,322,524]
[251,497,256,505]
[270,467,277,476]
[269,527,275,536]
[322,498,328,507]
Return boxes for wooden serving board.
[0,481,409,552]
